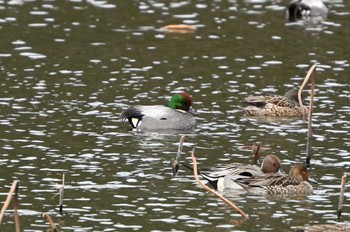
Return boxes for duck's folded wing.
[236,173,287,187]
[237,173,304,188]
[120,105,171,128]
[267,96,298,108]
[202,163,245,178]
[244,95,299,108]
[121,105,172,120]
[203,163,263,179]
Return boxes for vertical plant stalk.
[59,174,65,215]
[251,142,261,164]
[0,180,20,232]
[337,174,347,220]
[14,182,20,232]
[172,135,186,177]
[191,148,249,219]
[43,213,58,232]
[298,64,317,167]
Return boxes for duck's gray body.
[121,105,197,131]
[304,0,328,16]
[121,92,197,131]
[287,0,328,21]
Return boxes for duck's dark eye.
[160,118,167,120]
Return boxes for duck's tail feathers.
[120,107,144,128]
[181,162,219,189]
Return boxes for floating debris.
[161,24,197,33]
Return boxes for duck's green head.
[168,92,197,115]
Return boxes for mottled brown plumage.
[243,88,309,117]
[235,165,313,195]
[297,223,350,232]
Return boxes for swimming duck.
[120,92,197,131]
[286,0,328,21]
[243,88,309,117]
[296,223,350,232]
[237,165,313,195]
[200,154,282,191]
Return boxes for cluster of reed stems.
[0,175,64,231]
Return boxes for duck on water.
[120,92,197,131]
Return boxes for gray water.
[0,0,349,231]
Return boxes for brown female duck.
[237,165,313,195]
[243,88,309,117]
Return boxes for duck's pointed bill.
[277,167,284,174]
[308,177,318,184]
[188,107,198,115]
[303,100,310,106]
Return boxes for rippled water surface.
[0,0,349,231]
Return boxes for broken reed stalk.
[14,182,20,232]
[252,142,261,164]
[337,174,347,220]
[43,213,58,232]
[191,148,249,219]
[172,135,186,177]
[0,180,20,232]
[298,64,317,167]
[59,173,65,215]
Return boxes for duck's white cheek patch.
[175,109,186,113]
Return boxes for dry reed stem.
[298,64,317,166]
[337,174,347,220]
[0,180,20,231]
[59,174,65,215]
[191,148,249,219]
[176,135,186,164]
[252,142,261,164]
[43,213,58,232]
[14,183,20,232]
[172,135,186,176]
[298,64,317,118]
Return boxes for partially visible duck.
[237,165,313,195]
[243,88,309,117]
[200,154,282,191]
[286,0,328,21]
[120,92,197,131]
[296,223,350,232]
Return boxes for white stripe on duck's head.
[168,92,197,115]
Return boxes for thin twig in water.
[59,173,65,215]
[43,213,59,232]
[191,148,249,219]
[14,182,20,232]
[251,142,261,164]
[0,180,20,232]
[172,135,186,176]
[298,64,317,167]
[337,174,347,220]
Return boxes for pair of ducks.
[120,88,308,131]
[199,154,313,196]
